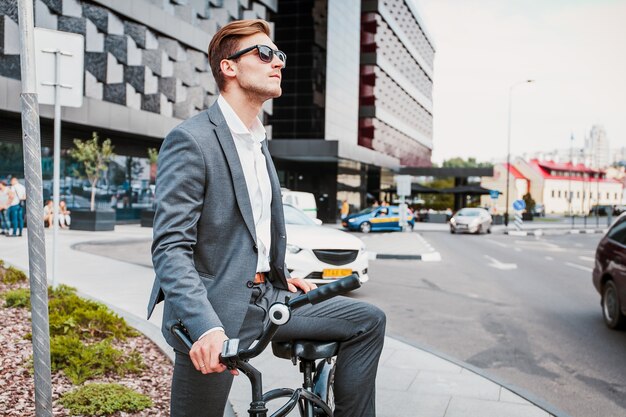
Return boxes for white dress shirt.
[217,95,273,273]
[197,97,274,341]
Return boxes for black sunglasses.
[226,44,287,67]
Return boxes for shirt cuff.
[198,327,225,341]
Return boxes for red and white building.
[481,159,623,214]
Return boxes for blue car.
[342,205,414,233]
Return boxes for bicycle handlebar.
[170,274,361,362]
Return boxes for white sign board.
[34,28,84,107]
[395,175,412,196]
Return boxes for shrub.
[4,287,30,308]
[2,266,27,284]
[50,335,144,384]
[48,285,138,340]
[60,383,152,416]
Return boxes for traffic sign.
[513,199,526,211]
[489,190,500,200]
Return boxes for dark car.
[592,213,626,329]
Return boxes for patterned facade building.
[0,0,434,222]
[359,0,434,167]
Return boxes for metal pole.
[17,1,53,417]
[568,134,573,220]
[52,50,61,288]
[504,80,533,228]
[505,86,512,227]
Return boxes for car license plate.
[322,269,352,279]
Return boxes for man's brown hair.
[208,19,271,92]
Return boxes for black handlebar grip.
[306,274,361,305]
[171,323,193,352]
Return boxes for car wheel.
[359,222,372,233]
[450,228,455,234]
[476,225,483,235]
[487,226,492,234]
[602,280,625,330]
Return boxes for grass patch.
[3,287,30,308]
[60,383,152,416]
[1,265,27,284]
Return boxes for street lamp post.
[504,79,534,227]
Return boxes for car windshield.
[457,209,481,217]
[356,207,376,215]
[283,204,317,226]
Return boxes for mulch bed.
[0,280,172,416]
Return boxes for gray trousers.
[170,282,386,417]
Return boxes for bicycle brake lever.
[221,338,240,370]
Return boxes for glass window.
[607,218,626,245]
[283,204,317,226]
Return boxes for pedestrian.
[340,199,349,219]
[148,19,385,417]
[58,200,71,228]
[43,200,55,228]
[0,181,10,235]
[7,177,24,237]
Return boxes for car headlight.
[348,218,357,223]
[286,244,302,254]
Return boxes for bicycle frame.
[171,274,361,417]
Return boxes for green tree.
[442,157,492,168]
[522,192,536,213]
[69,132,115,211]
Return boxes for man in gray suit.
[148,19,386,417]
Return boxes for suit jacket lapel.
[208,104,256,243]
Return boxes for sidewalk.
[0,225,566,417]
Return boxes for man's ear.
[220,59,237,81]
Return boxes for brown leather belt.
[253,272,266,284]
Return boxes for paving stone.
[408,371,500,401]
[445,397,550,417]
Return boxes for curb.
[368,251,441,261]
[389,333,574,417]
[504,229,606,236]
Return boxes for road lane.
[358,231,626,417]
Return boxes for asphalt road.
[352,231,626,417]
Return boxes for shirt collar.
[217,95,266,144]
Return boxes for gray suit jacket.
[148,102,290,352]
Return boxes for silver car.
[450,208,492,234]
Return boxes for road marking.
[486,240,508,248]
[579,256,595,263]
[545,256,553,261]
[484,255,517,270]
[565,262,593,272]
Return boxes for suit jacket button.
[246,281,254,288]
[253,245,258,253]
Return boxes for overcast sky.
[410,0,626,164]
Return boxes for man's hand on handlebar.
[287,277,317,293]
[190,330,239,376]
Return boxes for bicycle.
[171,274,362,417]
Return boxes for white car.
[450,207,492,234]
[283,204,369,285]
